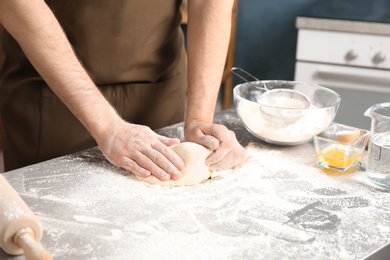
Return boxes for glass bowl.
[313,123,370,173]
[233,80,341,145]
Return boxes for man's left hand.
[184,121,247,171]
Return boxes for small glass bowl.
[313,123,370,174]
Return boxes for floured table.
[1,110,389,259]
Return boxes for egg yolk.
[318,147,363,169]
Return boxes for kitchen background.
[234,0,390,82]
[230,0,390,130]
[1,0,390,172]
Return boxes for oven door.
[295,61,390,130]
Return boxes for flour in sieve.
[237,100,333,143]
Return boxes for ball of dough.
[136,142,216,186]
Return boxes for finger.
[201,125,233,150]
[205,130,235,165]
[207,124,231,139]
[117,156,152,178]
[119,136,183,181]
[158,135,181,147]
[139,143,183,180]
[209,148,247,171]
[133,151,172,181]
[152,141,185,168]
[208,132,247,171]
[116,148,171,181]
[199,135,220,151]
[207,144,232,168]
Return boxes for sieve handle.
[230,67,268,91]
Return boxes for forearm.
[185,0,234,124]
[0,0,118,140]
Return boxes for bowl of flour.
[234,80,341,146]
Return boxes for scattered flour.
[1,144,389,260]
[0,200,27,223]
[73,215,111,225]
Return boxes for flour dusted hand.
[137,142,218,186]
[184,121,248,172]
[95,118,185,181]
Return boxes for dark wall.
[234,0,314,83]
[233,0,390,85]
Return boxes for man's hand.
[0,0,185,181]
[96,117,185,181]
[185,121,247,171]
[184,0,246,172]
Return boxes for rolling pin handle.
[14,228,52,260]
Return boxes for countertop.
[297,0,390,31]
[296,16,390,36]
[1,109,390,260]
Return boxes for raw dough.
[137,142,218,186]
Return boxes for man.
[0,0,247,180]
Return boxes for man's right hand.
[0,1,185,181]
[95,117,185,181]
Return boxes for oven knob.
[372,52,386,64]
[345,50,358,61]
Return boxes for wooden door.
[0,24,3,150]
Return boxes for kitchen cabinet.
[295,17,390,130]
[233,0,390,91]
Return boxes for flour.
[73,215,111,225]
[0,200,27,223]
[2,144,389,260]
[237,99,333,144]
[258,93,309,109]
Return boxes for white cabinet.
[297,29,390,70]
[294,17,390,129]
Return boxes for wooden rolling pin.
[0,174,52,259]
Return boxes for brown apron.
[0,0,186,171]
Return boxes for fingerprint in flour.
[279,187,371,211]
[256,169,314,193]
[285,201,341,231]
[194,195,315,244]
[279,187,370,233]
[312,187,348,196]
[155,211,201,234]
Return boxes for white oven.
[294,17,390,130]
